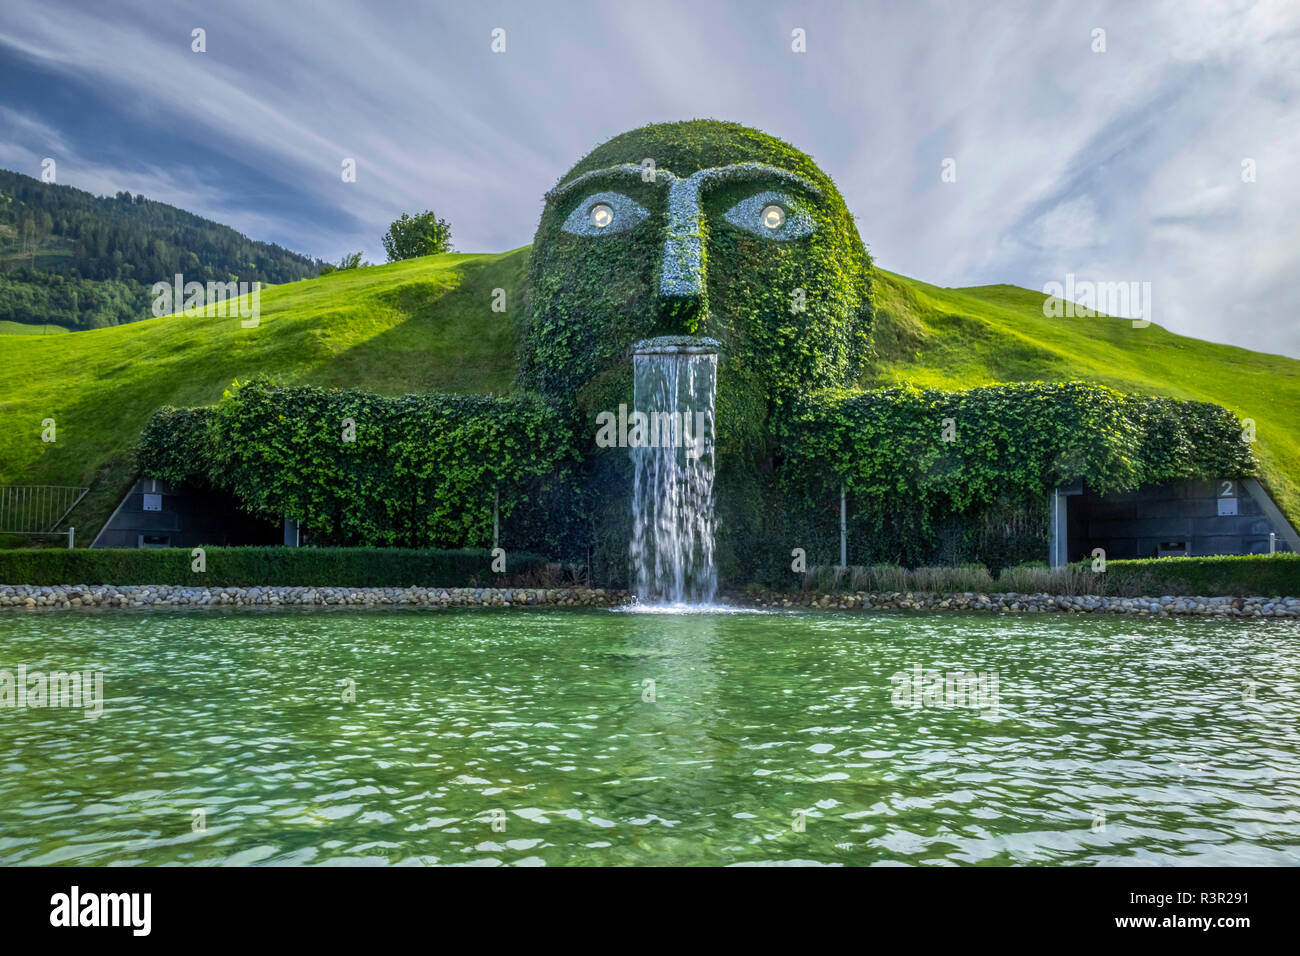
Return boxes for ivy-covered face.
[520,121,874,438]
[553,163,819,301]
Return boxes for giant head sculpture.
[518,120,876,582]
[520,120,875,447]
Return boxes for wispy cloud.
[0,0,1296,356]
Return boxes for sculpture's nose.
[657,177,707,329]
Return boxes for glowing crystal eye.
[722,192,813,240]
[761,204,785,230]
[561,192,649,236]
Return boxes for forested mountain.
[0,169,323,329]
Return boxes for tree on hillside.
[319,251,368,275]
[381,211,452,262]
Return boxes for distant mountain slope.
[0,169,322,329]
[0,248,1295,545]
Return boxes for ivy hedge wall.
[132,379,1259,582]
[781,382,1257,568]
[137,380,581,552]
[132,378,1259,583]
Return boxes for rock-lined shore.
[730,590,1300,617]
[0,585,627,609]
[0,585,1297,616]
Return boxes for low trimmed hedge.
[0,547,549,588]
[4,549,1293,597]
[1099,553,1300,598]
[796,554,1299,598]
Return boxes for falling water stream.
[630,337,719,605]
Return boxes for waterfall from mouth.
[630,337,719,605]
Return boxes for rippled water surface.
[1,607,1298,865]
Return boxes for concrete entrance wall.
[91,477,281,549]
[1049,478,1296,566]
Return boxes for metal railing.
[0,485,89,547]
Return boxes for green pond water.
[1,606,1298,866]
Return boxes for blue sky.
[2,0,1297,357]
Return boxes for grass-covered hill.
[1,247,1296,545]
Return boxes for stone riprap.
[733,591,1300,617]
[1,585,1297,616]
[0,585,626,609]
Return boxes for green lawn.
[0,320,68,335]
[1,249,1296,544]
